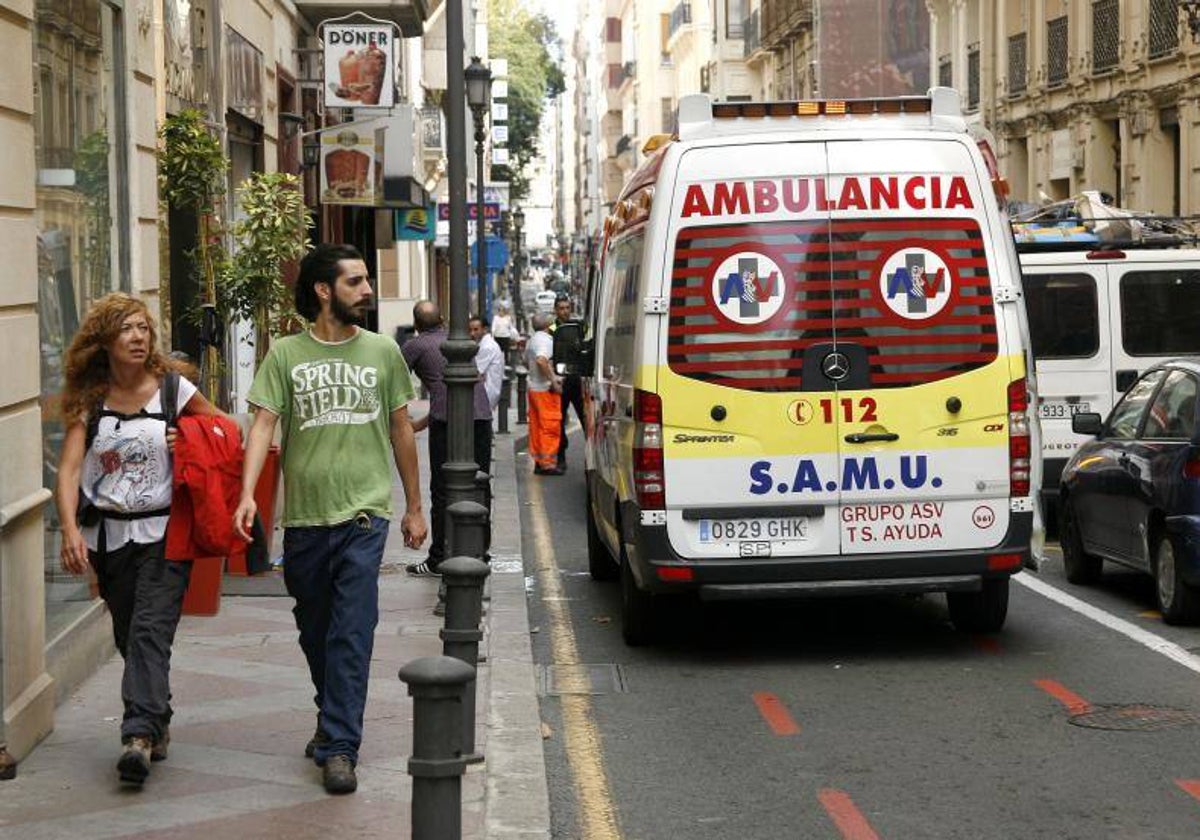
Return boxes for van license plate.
[699,518,808,543]
[1039,401,1091,419]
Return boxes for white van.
[556,89,1042,645]
[1020,246,1200,525]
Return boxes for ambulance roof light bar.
[677,88,964,141]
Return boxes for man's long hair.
[62,293,173,426]
[295,243,363,321]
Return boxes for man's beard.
[331,294,366,326]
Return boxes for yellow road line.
[527,476,622,840]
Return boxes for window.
[606,16,621,43]
[1047,16,1068,87]
[1022,274,1099,359]
[1092,0,1119,74]
[1008,33,1027,96]
[601,233,643,375]
[661,13,671,63]
[1143,371,1197,440]
[726,0,745,39]
[967,44,980,111]
[661,97,675,133]
[938,55,952,88]
[1149,0,1179,59]
[1107,370,1165,439]
[35,0,128,637]
[1120,271,1200,356]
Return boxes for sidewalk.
[0,402,548,840]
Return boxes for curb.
[482,427,550,838]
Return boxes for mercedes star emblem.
[822,351,851,382]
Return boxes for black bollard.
[473,470,492,561]
[497,366,511,434]
[438,556,491,763]
[398,655,476,840]
[447,500,489,561]
[515,366,528,425]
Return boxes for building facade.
[930,0,1200,213]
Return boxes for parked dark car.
[1059,360,1200,623]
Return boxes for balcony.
[669,2,692,39]
[615,134,632,155]
[761,0,812,50]
[743,10,762,58]
[291,0,429,37]
[622,60,637,83]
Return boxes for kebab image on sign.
[323,25,393,108]
[321,129,376,204]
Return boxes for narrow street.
[526,434,1200,839]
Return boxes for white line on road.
[1014,572,1200,677]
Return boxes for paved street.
[531,433,1200,839]
[0,403,549,840]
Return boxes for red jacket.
[165,415,244,560]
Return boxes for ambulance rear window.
[667,219,998,391]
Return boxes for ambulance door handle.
[844,432,899,444]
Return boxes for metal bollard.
[398,655,476,840]
[438,556,491,763]
[473,471,493,560]
[447,500,489,561]
[497,366,511,434]
[515,367,528,425]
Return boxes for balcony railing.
[1092,0,1119,74]
[615,134,632,155]
[669,2,692,39]
[622,60,637,82]
[743,9,761,57]
[1008,33,1027,97]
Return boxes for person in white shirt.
[490,302,515,360]
[469,315,505,414]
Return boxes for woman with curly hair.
[55,292,218,787]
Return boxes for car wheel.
[947,578,1009,634]
[1153,531,1200,625]
[620,544,657,646]
[586,485,618,582]
[1060,497,1103,585]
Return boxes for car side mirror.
[552,320,593,376]
[1072,412,1104,436]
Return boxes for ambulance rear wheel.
[947,578,1009,634]
[620,550,657,646]
[586,488,618,581]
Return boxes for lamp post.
[512,206,526,331]
[465,57,493,320]
[441,0,481,533]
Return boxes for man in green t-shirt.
[233,243,427,795]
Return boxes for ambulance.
[554,90,1042,645]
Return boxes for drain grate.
[1069,705,1200,732]
[537,664,627,696]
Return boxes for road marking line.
[752,691,800,736]
[1034,678,1093,715]
[527,475,622,840]
[1015,573,1200,678]
[818,788,882,840]
[1176,779,1200,803]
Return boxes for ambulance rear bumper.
[623,505,1033,599]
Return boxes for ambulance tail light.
[1182,447,1200,480]
[633,390,665,511]
[1008,379,1031,497]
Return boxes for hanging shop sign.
[321,127,381,205]
[395,204,437,241]
[322,22,395,109]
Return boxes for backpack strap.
[162,370,181,428]
[83,370,182,451]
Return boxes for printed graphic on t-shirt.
[291,359,382,429]
[90,431,166,510]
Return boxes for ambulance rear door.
[824,139,1014,555]
[659,139,844,561]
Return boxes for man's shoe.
[406,560,441,577]
[117,737,152,785]
[305,726,330,759]
[151,727,170,762]
[323,754,357,794]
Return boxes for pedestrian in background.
[55,292,219,787]
[469,314,505,476]
[526,311,563,475]
[490,301,515,361]
[552,294,585,473]
[233,244,427,795]
[401,300,449,577]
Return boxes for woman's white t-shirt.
[491,313,514,338]
[80,377,197,551]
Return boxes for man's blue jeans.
[283,514,389,766]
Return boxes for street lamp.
[512,206,526,329]
[465,57,492,318]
